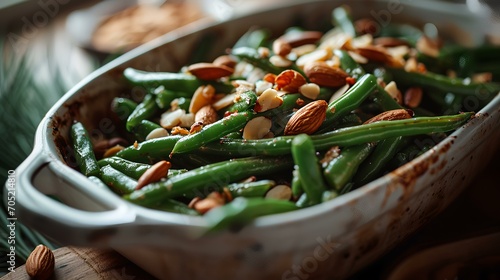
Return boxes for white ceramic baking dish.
[9,1,500,279]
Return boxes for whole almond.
[284,100,328,135]
[273,38,292,57]
[281,31,323,47]
[187,62,234,80]
[275,69,307,93]
[364,109,414,124]
[303,61,348,88]
[136,160,171,190]
[195,105,218,125]
[25,245,55,280]
[373,37,410,47]
[355,45,392,63]
[213,55,237,69]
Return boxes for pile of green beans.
[69,5,499,232]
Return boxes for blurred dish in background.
[92,2,204,53]
[66,0,208,54]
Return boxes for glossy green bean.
[227,90,257,113]
[233,27,270,49]
[332,5,357,37]
[132,120,162,141]
[111,97,137,121]
[334,50,365,79]
[88,176,108,189]
[323,143,374,191]
[150,199,199,215]
[205,197,298,233]
[123,68,233,93]
[231,47,284,74]
[115,135,182,163]
[154,87,191,109]
[124,157,293,207]
[97,157,151,180]
[99,165,137,195]
[171,111,253,154]
[292,134,327,205]
[126,94,159,131]
[70,122,100,177]
[227,180,275,198]
[200,112,473,156]
[291,168,303,198]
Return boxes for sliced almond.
[416,35,440,58]
[347,50,368,64]
[195,105,218,125]
[213,55,237,69]
[136,160,171,190]
[273,38,292,57]
[299,83,321,100]
[189,84,215,114]
[296,48,332,68]
[284,100,328,135]
[404,87,423,108]
[351,34,373,48]
[254,88,283,112]
[103,144,124,158]
[146,127,169,140]
[281,31,323,47]
[187,62,234,80]
[384,81,403,105]
[269,55,293,68]
[265,184,292,200]
[292,44,317,57]
[213,93,236,111]
[303,61,348,88]
[242,116,272,140]
[160,108,185,129]
[275,69,307,93]
[255,80,274,95]
[329,83,350,103]
[364,109,414,124]
[192,192,225,214]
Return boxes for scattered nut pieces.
[192,192,226,214]
[273,38,292,57]
[265,184,292,200]
[364,109,414,124]
[136,160,171,190]
[384,81,403,105]
[243,116,272,140]
[416,35,441,58]
[187,63,234,80]
[25,244,55,280]
[160,109,185,129]
[213,55,237,69]
[404,87,423,108]
[145,127,169,140]
[195,105,218,125]
[103,144,124,158]
[303,61,348,88]
[299,83,321,100]
[171,126,190,135]
[284,100,328,135]
[189,85,216,114]
[296,48,332,68]
[329,83,350,103]
[254,88,283,112]
[189,122,204,134]
[320,146,341,165]
[275,70,307,93]
[269,55,293,68]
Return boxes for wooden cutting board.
[2,247,155,280]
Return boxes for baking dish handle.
[12,151,137,246]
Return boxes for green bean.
[132,120,162,141]
[233,27,270,49]
[150,199,199,215]
[70,122,100,177]
[111,97,137,121]
[319,74,378,132]
[231,47,284,74]
[335,49,365,79]
[227,180,275,198]
[339,183,354,195]
[387,68,500,100]
[291,168,303,198]
[223,131,242,139]
[126,93,159,131]
[99,165,137,195]
[354,136,409,186]
[205,197,298,233]
[123,68,233,93]
[154,87,191,109]
[115,135,182,163]
[200,112,473,156]
[97,157,151,180]
[370,85,403,111]
[124,157,293,207]
[295,193,314,208]
[171,111,253,154]
[332,5,357,37]
[323,143,374,191]
[292,134,328,205]
[227,90,257,113]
